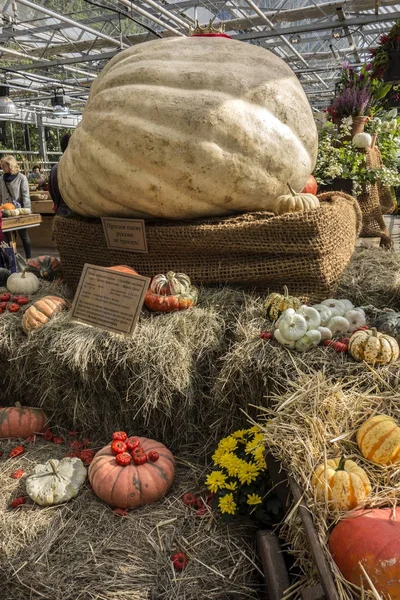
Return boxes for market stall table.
[2,213,42,252]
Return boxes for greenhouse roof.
[1,0,400,123]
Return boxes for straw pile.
[258,371,400,599]
[0,438,262,600]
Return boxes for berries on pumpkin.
[10,496,26,509]
[112,431,128,441]
[111,440,127,455]
[132,447,147,465]
[9,445,25,459]
[172,552,188,571]
[126,436,141,451]
[116,452,132,466]
[10,469,24,479]
[148,450,159,462]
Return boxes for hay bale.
[258,372,400,599]
[0,439,261,600]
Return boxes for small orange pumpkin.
[0,203,16,211]
[0,402,48,438]
[22,295,68,334]
[88,437,175,509]
[144,271,198,313]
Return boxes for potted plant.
[371,21,400,84]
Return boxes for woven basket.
[53,191,362,303]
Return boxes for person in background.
[0,155,31,259]
[28,164,47,190]
[49,133,72,216]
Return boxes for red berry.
[68,430,78,436]
[172,552,188,571]
[9,445,25,459]
[0,293,11,302]
[111,440,127,455]
[196,507,207,516]
[260,331,273,340]
[113,508,128,517]
[26,435,36,443]
[132,448,147,465]
[112,431,127,442]
[116,452,132,466]
[195,498,203,509]
[0,302,7,310]
[182,493,197,507]
[80,438,91,448]
[10,496,26,509]
[10,469,24,479]
[340,337,350,345]
[14,296,29,306]
[206,493,214,505]
[43,429,54,441]
[69,440,83,450]
[79,450,95,466]
[147,450,159,462]
[126,436,141,451]
[8,303,20,313]
[52,436,64,445]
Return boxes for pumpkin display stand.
[0,439,261,600]
[53,191,362,303]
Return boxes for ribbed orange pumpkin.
[0,203,16,211]
[329,508,400,599]
[108,265,139,276]
[88,437,175,509]
[0,402,48,438]
[22,295,68,334]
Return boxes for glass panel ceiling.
[1,0,400,121]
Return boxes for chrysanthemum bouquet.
[205,427,282,526]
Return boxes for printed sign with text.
[101,217,148,253]
[71,264,150,336]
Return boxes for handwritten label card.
[101,218,148,253]
[71,264,150,335]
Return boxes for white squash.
[345,309,367,333]
[318,326,333,341]
[58,37,318,220]
[295,329,321,351]
[352,133,372,149]
[278,312,308,341]
[7,270,40,295]
[321,299,345,317]
[297,305,321,330]
[311,304,332,326]
[26,458,87,506]
[328,316,350,336]
[274,185,320,216]
[337,299,354,312]
[275,307,296,329]
[274,329,295,348]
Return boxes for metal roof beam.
[234,11,400,41]
[3,50,119,71]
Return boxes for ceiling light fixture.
[51,88,71,117]
[332,29,343,39]
[290,34,301,44]
[0,84,18,118]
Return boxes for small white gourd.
[274,329,296,348]
[345,309,367,333]
[7,270,40,295]
[278,311,308,341]
[295,329,321,352]
[275,307,296,329]
[328,316,350,336]
[321,299,346,317]
[311,304,332,326]
[337,299,354,312]
[352,133,372,149]
[297,305,321,330]
[318,326,333,341]
[26,457,87,506]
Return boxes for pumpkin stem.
[283,285,289,298]
[21,269,27,279]
[371,328,378,337]
[335,456,347,471]
[49,460,59,475]
[287,183,296,197]
[15,402,22,409]
[166,272,175,281]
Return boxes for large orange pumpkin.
[0,402,48,438]
[329,508,400,599]
[88,437,175,509]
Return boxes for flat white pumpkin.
[58,37,318,220]
[295,329,321,351]
[26,458,87,506]
[297,305,321,330]
[321,299,346,317]
[274,328,295,348]
[278,311,308,341]
[311,304,332,326]
[7,271,39,295]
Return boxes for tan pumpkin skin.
[22,295,67,334]
[59,37,318,220]
[0,403,48,438]
[88,438,175,509]
[312,457,371,511]
[357,415,400,465]
[349,328,399,364]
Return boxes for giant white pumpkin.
[59,37,318,220]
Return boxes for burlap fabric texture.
[53,191,362,303]
[358,146,394,248]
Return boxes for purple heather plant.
[329,86,372,117]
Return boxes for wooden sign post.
[71,264,150,335]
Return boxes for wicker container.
[53,191,362,303]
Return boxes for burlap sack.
[358,147,393,248]
[53,192,362,303]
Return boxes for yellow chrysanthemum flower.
[253,445,266,468]
[237,462,260,485]
[248,425,261,434]
[218,451,237,469]
[224,480,238,491]
[212,446,227,464]
[219,493,237,515]
[245,433,264,455]
[218,436,238,453]
[247,493,263,506]
[206,470,227,493]
[231,429,248,441]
